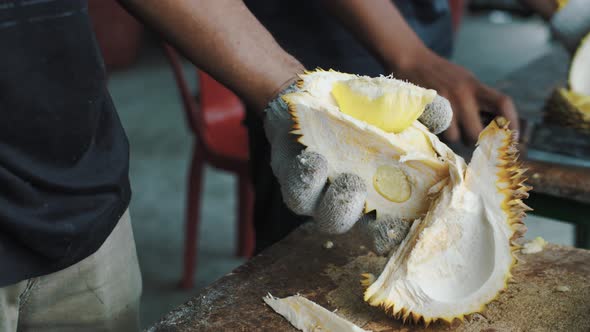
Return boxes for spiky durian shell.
[544,88,590,134]
[362,118,531,326]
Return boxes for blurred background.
[89,0,578,328]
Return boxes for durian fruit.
[263,294,369,332]
[545,88,590,133]
[545,32,590,133]
[283,70,531,324]
[286,70,454,220]
[363,118,531,325]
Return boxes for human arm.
[320,0,519,144]
[118,0,305,113]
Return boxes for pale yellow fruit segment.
[331,80,435,133]
[373,165,412,203]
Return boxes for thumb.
[476,84,519,136]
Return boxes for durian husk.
[362,118,532,326]
[544,88,590,134]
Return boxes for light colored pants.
[0,210,142,332]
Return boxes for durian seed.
[373,165,411,203]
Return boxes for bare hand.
[393,50,519,144]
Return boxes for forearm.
[119,0,304,112]
[320,0,430,74]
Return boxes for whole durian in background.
[545,32,590,133]
[284,70,531,325]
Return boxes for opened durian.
[545,32,590,133]
[363,118,530,324]
[283,70,531,324]
[287,70,454,220]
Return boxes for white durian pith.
[286,70,452,219]
[283,70,531,324]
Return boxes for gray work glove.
[263,82,452,255]
[550,0,590,53]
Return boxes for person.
[0,0,587,331]
[244,0,521,252]
[243,0,589,253]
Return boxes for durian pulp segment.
[569,32,590,96]
[331,78,436,133]
[363,118,530,324]
[263,294,369,332]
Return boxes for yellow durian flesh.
[363,118,530,325]
[287,70,452,220]
[331,77,436,133]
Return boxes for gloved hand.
[263,81,452,255]
[550,0,590,53]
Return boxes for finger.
[314,173,367,234]
[268,133,304,179]
[419,95,453,134]
[455,89,484,145]
[359,215,411,255]
[476,85,520,136]
[441,114,460,143]
[280,150,328,216]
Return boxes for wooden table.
[149,224,590,331]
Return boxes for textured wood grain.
[148,224,590,331]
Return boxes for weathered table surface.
[149,224,590,331]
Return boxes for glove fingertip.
[281,150,328,216]
[314,173,367,234]
[420,95,453,134]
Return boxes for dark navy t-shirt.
[0,0,131,286]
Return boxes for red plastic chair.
[449,0,466,32]
[162,44,255,289]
